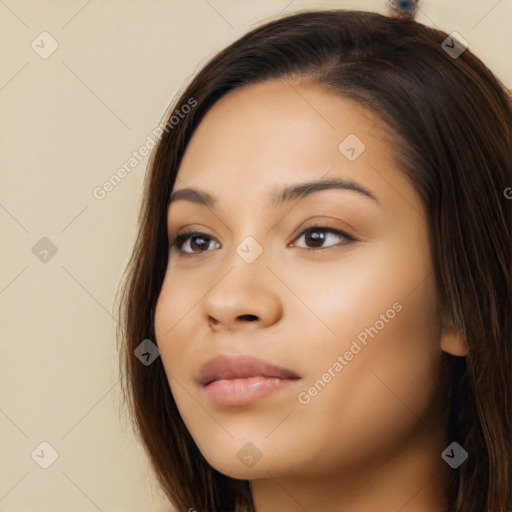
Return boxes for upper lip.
[197,354,301,386]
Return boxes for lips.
[197,354,300,386]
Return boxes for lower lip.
[202,376,299,406]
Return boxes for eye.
[170,224,356,256]
[170,230,220,255]
[291,225,356,250]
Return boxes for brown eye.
[170,231,221,254]
[293,226,355,249]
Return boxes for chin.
[200,451,269,479]
[199,438,313,481]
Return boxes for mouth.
[197,354,301,406]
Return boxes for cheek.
[290,274,442,471]
[278,240,443,466]
[154,282,202,434]
[154,271,198,376]
[331,238,442,419]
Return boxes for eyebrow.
[168,177,381,209]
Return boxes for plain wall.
[1,0,510,510]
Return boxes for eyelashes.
[169,224,357,256]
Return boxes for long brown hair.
[116,9,511,511]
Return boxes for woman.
[116,7,511,512]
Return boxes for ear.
[439,314,468,357]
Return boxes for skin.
[154,80,467,512]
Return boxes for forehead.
[178,80,380,174]
[173,80,422,216]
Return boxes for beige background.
[0,1,510,511]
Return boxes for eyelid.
[288,220,357,244]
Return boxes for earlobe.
[440,323,468,357]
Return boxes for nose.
[201,256,284,332]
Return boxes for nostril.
[239,314,258,322]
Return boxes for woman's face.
[154,80,458,480]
